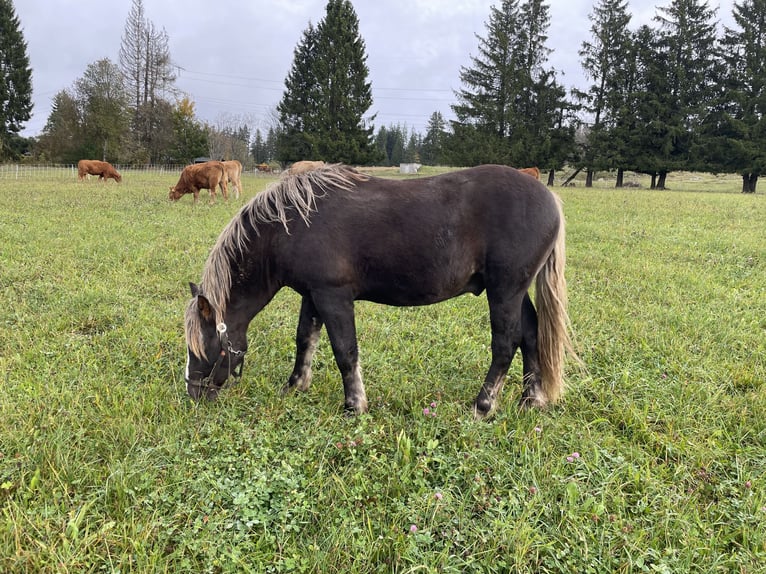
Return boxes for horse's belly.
[357,271,484,307]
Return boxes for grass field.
[0,167,764,573]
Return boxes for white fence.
[0,164,76,179]
[0,163,271,180]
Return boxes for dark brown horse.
[183,164,575,417]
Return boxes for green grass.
[0,168,764,573]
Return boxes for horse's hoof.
[473,399,495,420]
[344,399,368,416]
[518,395,548,410]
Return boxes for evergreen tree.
[265,127,278,163]
[35,90,84,163]
[618,25,664,186]
[450,0,573,168]
[576,0,632,186]
[374,124,408,166]
[0,0,32,159]
[421,111,447,165]
[707,0,766,192]
[651,0,721,187]
[251,129,267,163]
[277,0,376,164]
[452,0,521,161]
[277,23,321,161]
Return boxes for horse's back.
[272,165,560,305]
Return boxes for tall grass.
[0,169,764,573]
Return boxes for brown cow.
[222,160,243,199]
[518,167,541,180]
[77,159,122,183]
[288,160,325,175]
[169,161,228,203]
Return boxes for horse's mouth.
[186,380,221,401]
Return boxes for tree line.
[1,0,765,192]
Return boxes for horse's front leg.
[310,289,367,414]
[283,296,324,394]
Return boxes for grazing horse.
[183,164,575,417]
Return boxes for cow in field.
[78,159,122,183]
[288,160,325,175]
[518,167,541,180]
[222,160,243,199]
[169,161,228,203]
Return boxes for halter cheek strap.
[216,323,245,380]
[189,323,245,394]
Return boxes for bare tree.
[119,0,176,162]
[208,112,257,166]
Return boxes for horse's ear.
[196,294,215,322]
[189,283,214,322]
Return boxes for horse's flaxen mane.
[187,164,368,353]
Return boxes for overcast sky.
[15,0,734,138]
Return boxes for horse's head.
[184,283,245,400]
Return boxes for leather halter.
[187,323,245,394]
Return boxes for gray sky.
[15,0,734,138]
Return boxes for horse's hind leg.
[283,296,324,394]
[473,290,525,419]
[518,293,546,409]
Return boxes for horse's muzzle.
[186,379,222,401]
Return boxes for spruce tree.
[710,0,766,192]
[36,90,83,163]
[577,0,632,186]
[277,0,376,164]
[421,111,447,165]
[453,0,522,158]
[0,0,32,159]
[450,0,573,169]
[652,0,721,187]
[277,22,321,161]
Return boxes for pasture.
[0,168,764,573]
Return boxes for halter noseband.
[188,322,245,394]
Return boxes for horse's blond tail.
[535,195,577,404]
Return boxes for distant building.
[400,163,421,174]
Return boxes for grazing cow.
[518,167,541,180]
[222,160,243,199]
[256,163,272,173]
[169,161,228,203]
[77,159,122,183]
[288,160,325,175]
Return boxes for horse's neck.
[225,254,279,340]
